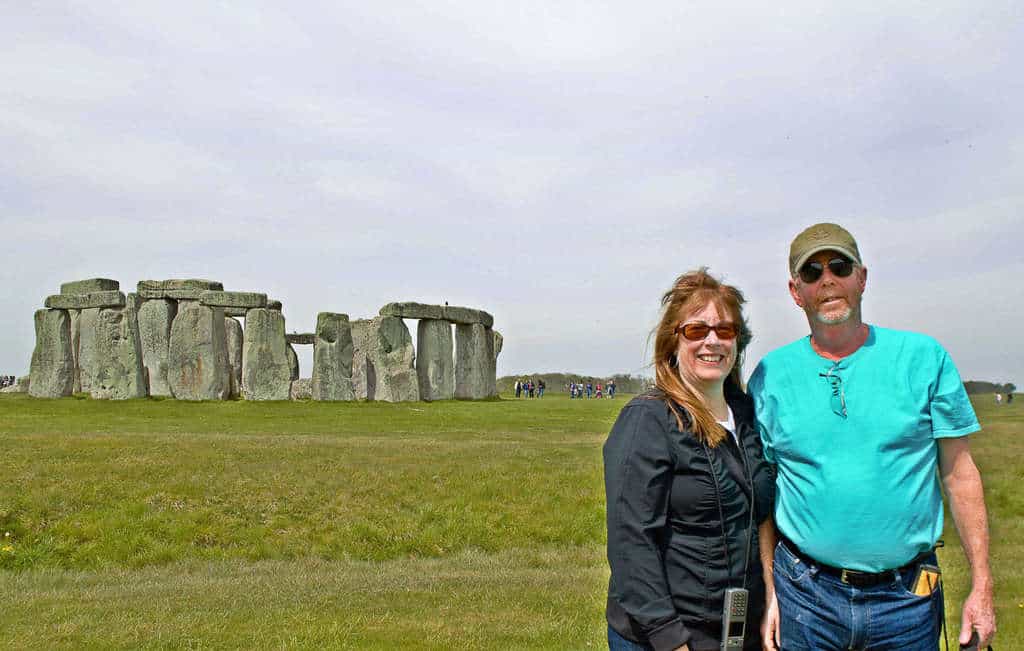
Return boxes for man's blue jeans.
[774,540,944,650]
[607,625,653,651]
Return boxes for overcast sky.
[2,2,1021,386]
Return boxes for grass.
[0,393,1020,648]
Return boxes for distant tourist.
[586,382,593,399]
[604,268,771,651]
[996,392,1003,405]
[749,223,995,649]
[1008,392,1014,404]
[595,383,603,399]
[514,380,522,398]
[537,379,545,398]
[608,380,616,398]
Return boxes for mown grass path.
[0,393,1020,648]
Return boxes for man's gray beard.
[813,306,853,325]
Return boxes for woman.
[604,269,774,651]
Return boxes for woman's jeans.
[608,625,653,651]
[774,540,944,650]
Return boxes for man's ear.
[859,266,868,292]
[788,278,804,307]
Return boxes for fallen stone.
[286,333,316,345]
[286,343,300,380]
[28,309,75,398]
[416,319,454,401]
[45,291,125,310]
[351,316,419,402]
[224,317,243,399]
[137,299,177,397]
[267,300,282,311]
[1,376,29,393]
[60,278,119,295]
[379,302,444,321]
[311,312,354,401]
[242,308,291,400]
[290,378,312,400]
[78,295,148,399]
[167,301,229,400]
[455,323,494,399]
[200,291,267,309]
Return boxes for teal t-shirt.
[748,325,979,572]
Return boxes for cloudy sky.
[2,2,1021,385]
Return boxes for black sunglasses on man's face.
[799,257,854,284]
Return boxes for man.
[748,223,996,650]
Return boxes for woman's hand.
[672,645,689,651]
[761,591,780,651]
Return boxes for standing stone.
[28,309,75,398]
[241,308,291,400]
[167,301,229,400]
[311,312,354,401]
[78,295,148,399]
[484,326,497,398]
[455,323,492,400]
[290,378,312,400]
[286,343,300,380]
[492,330,503,361]
[351,316,418,402]
[224,317,243,399]
[137,299,177,397]
[70,309,81,393]
[416,319,454,401]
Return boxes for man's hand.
[672,645,689,651]
[761,592,780,651]
[959,585,996,648]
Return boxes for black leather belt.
[778,534,928,588]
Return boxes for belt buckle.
[840,569,851,584]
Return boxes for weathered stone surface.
[311,312,354,401]
[70,309,81,393]
[167,302,229,400]
[378,302,493,327]
[224,317,243,399]
[443,305,494,327]
[137,299,177,397]
[267,300,282,311]
[379,302,444,321]
[286,343,300,380]
[78,296,148,399]
[139,279,223,292]
[286,333,315,345]
[290,378,312,400]
[484,326,497,397]
[455,323,495,399]
[493,330,503,361]
[60,278,119,295]
[200,291,267,309]
[138,288,203,300]
[416,319,454,401]
[223,307,248,318]
[351,316,419,402]
[28,309,75,398]
[242,309,291,401]
[46,291,125,310]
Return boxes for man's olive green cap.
[789,223,862,276]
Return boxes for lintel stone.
[200,290,267,309]
[45,291,125,310]
[286,333,316,345]
[60,278,119,295]
[138,279,224,292]
[379,302,444,320]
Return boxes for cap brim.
[792,245,861,276]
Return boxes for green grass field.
[0,393,1020,649]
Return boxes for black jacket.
[604,388,774,651]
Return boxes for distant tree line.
[498,373,652,395]
[963,380,1016,395]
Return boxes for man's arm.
[758,518,779,651]
[937,436,996,647]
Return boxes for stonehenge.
[23,279,501,402]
